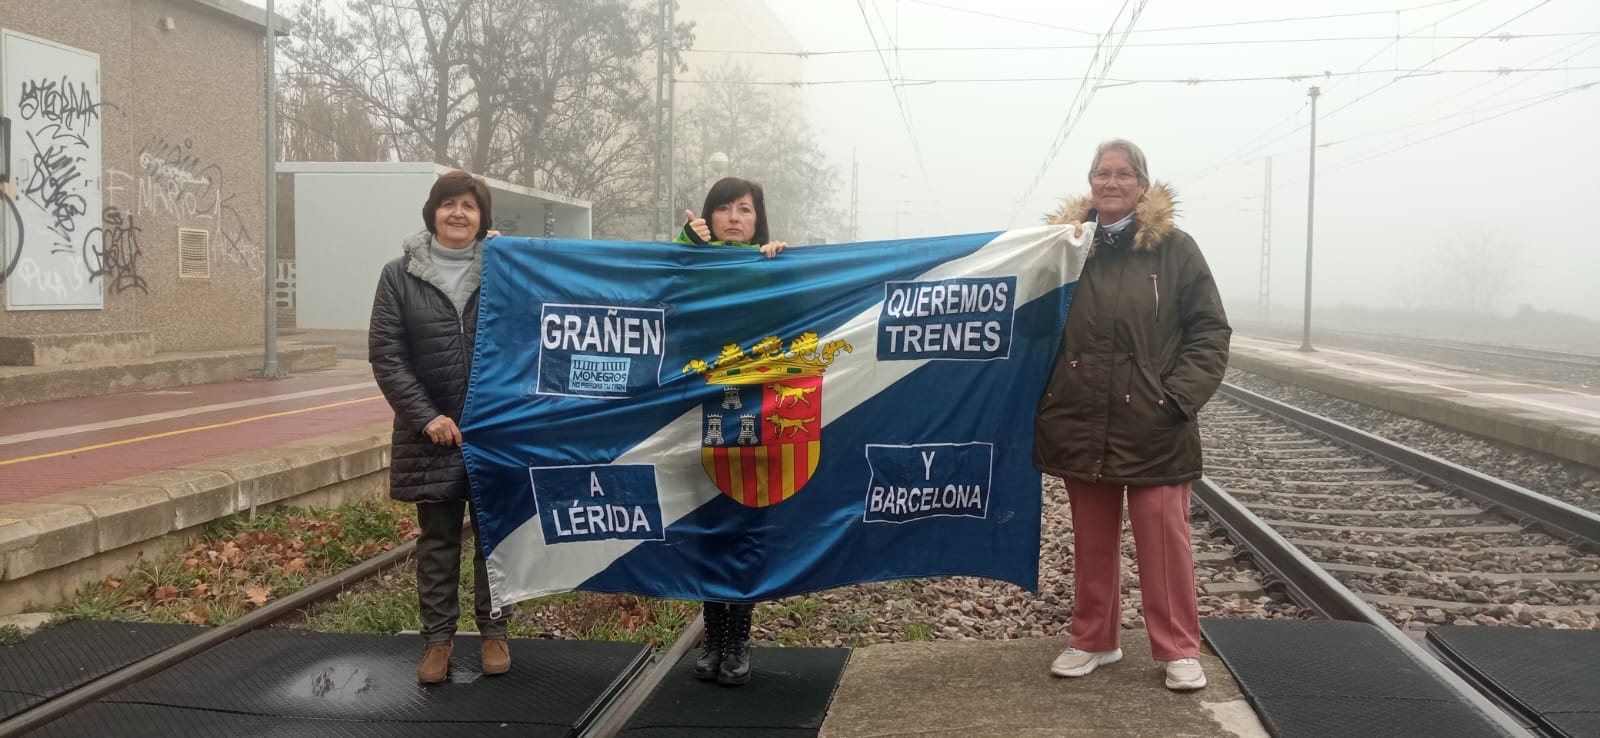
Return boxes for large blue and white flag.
[463,227,1086,607]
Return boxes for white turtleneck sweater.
[429,237,477,314]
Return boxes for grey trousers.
[416,500,509,642]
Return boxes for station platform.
[0,361,391,614]
[1230,334,1600,468]
[10,618,1594,737]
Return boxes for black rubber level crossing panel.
[1201,619,1507,738]
[34,702,535,737]
[1428,625,1600,738]
[620,646,850,737]
[0,620,202,719]
[25,627,648,738]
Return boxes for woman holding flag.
[370,170,512,684]
[676,176,785,686]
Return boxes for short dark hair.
[700,176,769,245]
[422,170,493,241]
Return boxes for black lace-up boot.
[717,602,754,686]
[693,602,725,680]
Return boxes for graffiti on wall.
[4,76,101,296]
[104,136,260,277]
[83,206,146,294]
[3,33,106,308]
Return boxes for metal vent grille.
[177,228,210,279]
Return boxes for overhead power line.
[857,0,936,209]
[1320,0,1555,120]
[1197,32,1600,176]
[903,0,1099,36]
[1135,0,1465,33]
[673,66,1600,87]
[1194,0,1550,179]
[1009,0,1150,224]
[1295,78,1597,182]
[903,0,1465,36]
[680,32,1598,57]
[1190,0,1494,179]
[1371,32,1600,139]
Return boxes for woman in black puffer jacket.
[369,170,510,684]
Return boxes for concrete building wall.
[678,0,802,82]
[0,0,275,352]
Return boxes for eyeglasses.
[1090,170,1139,185]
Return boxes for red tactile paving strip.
[0,372,375,434]
[0,398,393,504]
[0,370,395,505]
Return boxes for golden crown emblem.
[683,331,853,385]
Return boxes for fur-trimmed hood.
[1046,182,1178,254]
[401,230,481,314]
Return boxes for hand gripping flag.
[462,226,1088,607]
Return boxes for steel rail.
[0,535,421,737]
[581,614,707,737]
[1217,382,1600,550]
[1192,476,1533,737]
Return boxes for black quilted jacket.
[368,231,482,503]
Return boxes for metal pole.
[664,3,675,237]
[261,0,282,377]
[1259,157,1271,322]
[651,0,675,240]
[1300,86,1319,353]
[850,148,859,242]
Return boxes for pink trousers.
[1064,480,1201,661]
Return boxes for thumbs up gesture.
[685,209,712,243]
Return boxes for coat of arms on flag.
[684,331,853,508]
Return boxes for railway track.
[0,523,696,738]
[1194,382,1600,737]
[1200,383,1600,628]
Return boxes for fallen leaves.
[245,584,271,607]
[74,502,415,626]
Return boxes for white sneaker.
[1050,647,1123,677]
[1164,658,1207,690]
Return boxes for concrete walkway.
[1231,334,1600,468]
[821,632,1266,738]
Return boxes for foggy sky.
[251,0,1600,318]
[751,0,1600,319]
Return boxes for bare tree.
[277,75,385,162]
[674,66,845,244]
[279,0,692,238]
[1406,228,1520,314]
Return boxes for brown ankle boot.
[418,641,452,684]
[481,637,511,676]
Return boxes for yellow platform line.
[0,395,384,466]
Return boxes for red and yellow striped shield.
[699,376,822,507]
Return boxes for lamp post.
[262,0,282,377]
[1300,85,1320,353]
